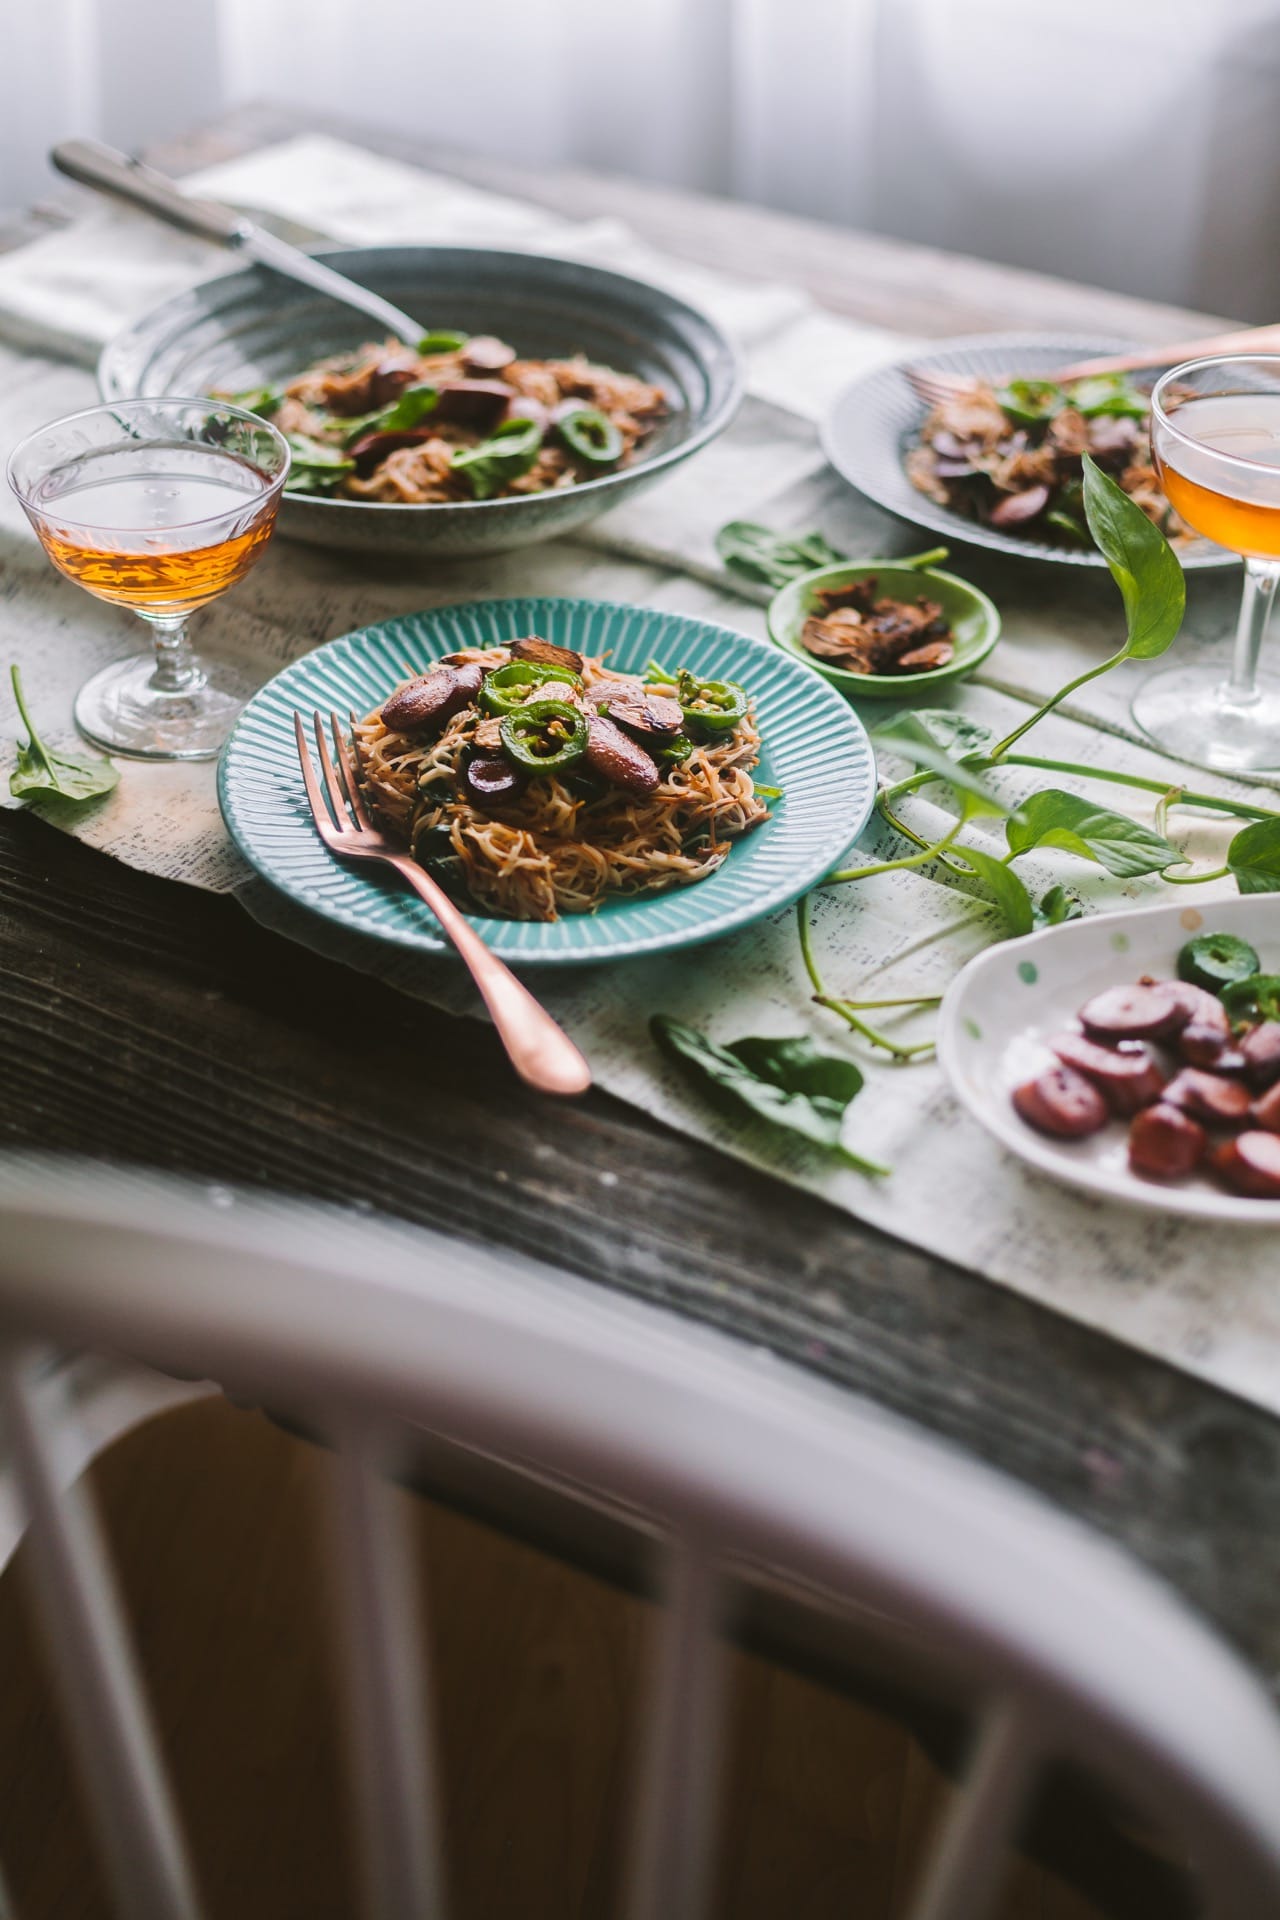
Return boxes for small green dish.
[767,556,1001,702]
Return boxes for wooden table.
[5,104,1278,1699]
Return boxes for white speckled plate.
[218,596,877,965]
[937,897,1280,1221]
[822,332,1233,570]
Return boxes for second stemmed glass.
[1135,354,1280,773]
[8,398,290,761]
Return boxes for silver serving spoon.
[51,139,425,348]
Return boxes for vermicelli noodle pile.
[354,643,770,921]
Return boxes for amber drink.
[8,400,290,761]
[1135,357,1280,773]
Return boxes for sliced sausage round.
[461,754,525,807]
[602,692,685,742]
[1012,1065,1109,1139]
[1162,1067,1253,1127]
[1213,1132,1280,1200]
[1169,981,1231,1047]
[1050,1033,1165,1116]
[1251,1081,1280,1133]
[1129,1103,1207,1181]
[1079,982,1187,1043]
[461,335,517,375]
[380,660,484,736]
[1241,1021,1280,1089]
[433,380,515,429]
[509,635,585,676]
[584,714,660,795]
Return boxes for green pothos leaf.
[1228,817,1280,894]
[650,1015,887,1176]
[1005,788,1181,877]
[1033,884,1084,928]
[950,844,1034,937]
[873,712,1012,818]
[1082,453,1185,660]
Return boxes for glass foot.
[1131,663,1280,775]
[74,653,250,762]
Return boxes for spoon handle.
[50,140,425,348]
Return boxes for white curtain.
[6,0,1280,318]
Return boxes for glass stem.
[1226,560,1280,707]
[144,614,203,695]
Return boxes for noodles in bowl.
[354,635,771,921]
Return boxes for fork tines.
[293,709,368,838]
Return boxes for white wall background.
[5,0,1280,318]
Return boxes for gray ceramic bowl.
[98,245,742,560]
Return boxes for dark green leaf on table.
[650,1015,887,1176]
[9,665,117,804]
[1228,817,1280,894]
[1082,452,1185,659]
[1005,788,1181,876]
[714,521,847,589]
[1032,883,1084,928]
[950,844,1034,936]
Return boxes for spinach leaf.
[997,379,1065,426]
[418,329,467,354]
[1033,883,1084,928]
[221,384,284,418]
[451,417,542,499]
[651,1015,887,1176]
[340,382,439,446]
[951,844,1034,936]
[1222,974,1280,1024]
[873,712,1012,817]
[1082,452,1185,659]
[9,666,117,804]
[282,433,355,494]
[715,521,848,589]
[1005,788,1181,876]
[1228,817,1280,894]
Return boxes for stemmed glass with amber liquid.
[8,399,289,760]
[1136,355,1280,773]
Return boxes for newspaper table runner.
[1,138,1276,1418]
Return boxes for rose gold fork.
[903,320,1280,409]
[294,711,591,1097]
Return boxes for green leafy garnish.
[1081,453,1185,660]
[651,1015,887,1176]
[282,434,356,495]
[9,666,117,804]
[1228,818,1280,894]
[417,329,467,354]
[340,383,439,445]
[1005,789,1181,877]
[451,417,543,499]
[220,384,284,418]
[715,521,848,589]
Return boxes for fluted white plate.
[218,596,876,964]
[823,332,1233,570]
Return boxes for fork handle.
[1050,322,1280,384]
[390,857,591,1096]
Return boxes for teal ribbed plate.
[218,596,876,964]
